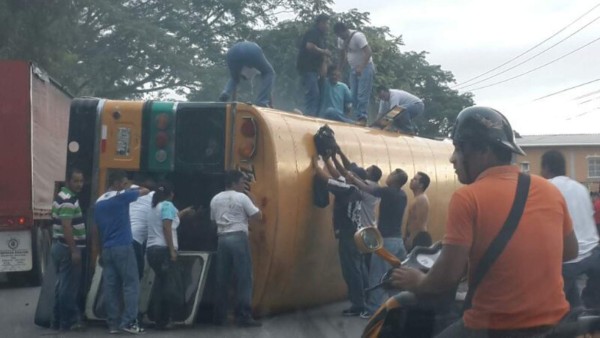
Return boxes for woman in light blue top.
[146,182,188,329]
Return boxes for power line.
[466,35,600,92]
[574,88,600,100]
[578,94,600,105]
[453,2,600,88]
[457,15,600,90]
[533,78,600,101]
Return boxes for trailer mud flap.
[85,251,211,325]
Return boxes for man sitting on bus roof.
[318,65,354,124]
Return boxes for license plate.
[0,231,32,272]
[116,127,131,156]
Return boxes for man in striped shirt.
[51,168,86,331]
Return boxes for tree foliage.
[0,0,472,137]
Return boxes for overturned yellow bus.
[65,99,459,320]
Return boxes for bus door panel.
[85,252,212,325]
[99,101,143,170]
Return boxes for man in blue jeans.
[334,22,375,125]
[297,14,331,117]
[373,86,424,134]
[94,170,149,334]
[219,41,275,107]
[51,168,86,331]
[211,170,262,327]
[319,65,353,123]
[347,168,409,318]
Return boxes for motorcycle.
[354,227,600,338]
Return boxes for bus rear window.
[175,104,226,172]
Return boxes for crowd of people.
[219,14,424,134]
[49,104,600,337]
[50,169,263,334]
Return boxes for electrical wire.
[453,2,600,88]
[533,78,600,101]
[456,15,600,90]
[466,36,600,92]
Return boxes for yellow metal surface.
[99,101,143,171]
[231,105,459,314]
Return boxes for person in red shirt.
[594,192,600,231]
[389,106,578,336]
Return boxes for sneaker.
[342,307,362,317]
[109,327,120,334]
[360,311,372,319]
[236,318,262,327]
[68,321,86,331]
[121,321,145,334]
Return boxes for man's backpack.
[313,125,337,158]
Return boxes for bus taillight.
[238,117,257,159]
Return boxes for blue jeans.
[301,72,320,117]
[349,63,374,120]
[222,41,275,107]
[132,240,145,280]
[102,245,140,329]
[563,246,600,309]
[322,107,354,123]
[51,242,84,329]
[394,101,424,132]
[365,237,407,314]
[338,236,367,310]
[146,246,177,327]
[214,231,254,324]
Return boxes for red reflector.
[17,217,26,225]
[156,113,170,130]
[241,119,256,138]
[156,131,169,148]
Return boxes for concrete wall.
[517,145,600,192]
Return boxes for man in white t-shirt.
[373,86,424,134]
[542,150,600,309]
[210,170,262,327]
[129,178,155,280]
[334,22,374,125]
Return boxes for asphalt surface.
[0,274,367,338]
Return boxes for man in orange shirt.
[390,106,578,336]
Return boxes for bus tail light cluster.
[238,117,257,159]
[147,102,176,172]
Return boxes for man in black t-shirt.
[297,14,331,117]
[313,155,367,317]
[347,168,408,318]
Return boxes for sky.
[333,0,600,135]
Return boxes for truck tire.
[8,225,51,287]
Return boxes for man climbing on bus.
[346,168,409,319]
[388,106,578,337]
[219,41,275,108]
[372,87,424,134]
[313,155,366,317]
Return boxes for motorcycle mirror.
[354,227,402,267]
[354,227,383,253]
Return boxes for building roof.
[516,134,600,147]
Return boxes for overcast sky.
[333,0,600,135]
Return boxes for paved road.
[0,277,367,338]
